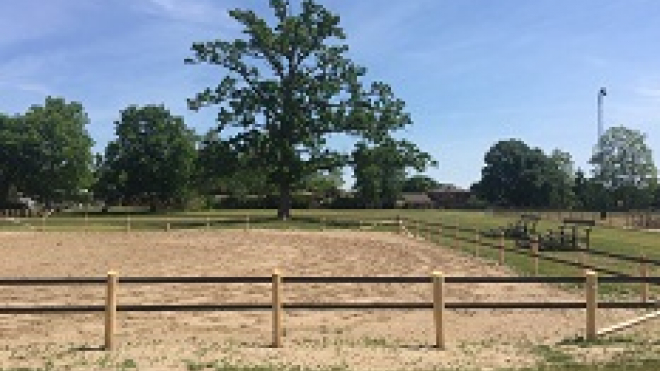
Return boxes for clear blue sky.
[2,0,659,189]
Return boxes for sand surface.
[0,230,657,370]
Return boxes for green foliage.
[590,126,657,210]
[94,105,197,210]
[0,97,94,204]
[352,139,433,208]
[402,174,441,193]
[548,149,576,209]
[185,0,431,218]
[473,139,568,208]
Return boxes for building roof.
[401,193,434,204]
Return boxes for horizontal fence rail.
[2,276,660,286]
[1,301,658,315]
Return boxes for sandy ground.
[0,230,658,370]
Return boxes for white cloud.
[138,0,231,25]
[636,86,660,100]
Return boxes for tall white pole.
[597,87,606,144]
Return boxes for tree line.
[2,0,657,216]
[471,128,659,211]
[0,0,435,219]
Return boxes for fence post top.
[585,270,597,277]
[432,271,444,277]
[107,271,118,276]
[272,269,281,276]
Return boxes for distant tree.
[473,139,563,208]
[548,149,576,209]
[0,97,94,205]
[302,169,344,199]
[0,113,30,203]
[95,105,197,210]
[590,126,657,210]
[185,0,432,219]
[353,140,433,208]
[402,175,441,193]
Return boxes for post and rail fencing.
[399,217,660,301]
[1,272,658,351]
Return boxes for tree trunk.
[278,182,292,220]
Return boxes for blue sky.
[1,0,659,189]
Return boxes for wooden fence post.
[454,225,460,249]
[321,217,326,231]
[397,215,402,235]
[105,271,118,351]
[272,270,283,348]
[206,216,211,230]
[438,224,443,243]
[474,229,480,257]
[499,231,505,265]
[125,215,131,233]
[640,255,649,303]
[532,236,539,276]
[166,222,171,232]
[245,215,250,231]
[41,216,46,232]
[585,270,598,341]
[432,271,445,350]
[84,211,89,232]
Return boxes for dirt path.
[0,230,657,370]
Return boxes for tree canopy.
[590,126,656,189]
[94,105,197,210]
[472,139,568,208]
[0,97,94,205]
[352,140,433,208]
[185,0,432,218]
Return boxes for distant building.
[427,185,471,208]
[400,193,434,209]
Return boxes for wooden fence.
[1,272,658,351]
[400,217,660,297]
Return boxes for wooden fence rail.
[1,273,659,351]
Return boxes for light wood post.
[397,216,402,234]
[272,270,283,348]
[454,225,460,249]
[105,271,118,351]
[640,255,649,303]
[166,222,171,232]
[84,211,89,232]
[245,215,250,231]
[41,216,46,232]
[499,231,505,265]
[125,215,131,232]
[532,236,539,276]
[432,271,445,350]
[438,224,443,243]
[321,217,326,231]
[474,229,480,257]
[585,270,598,341]
[206,216,211,230]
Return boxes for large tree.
[473,139,563,208]
[185,0,432,219]
[1,97,94,205]
[590,126,657,210]
[95,105,197,209]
